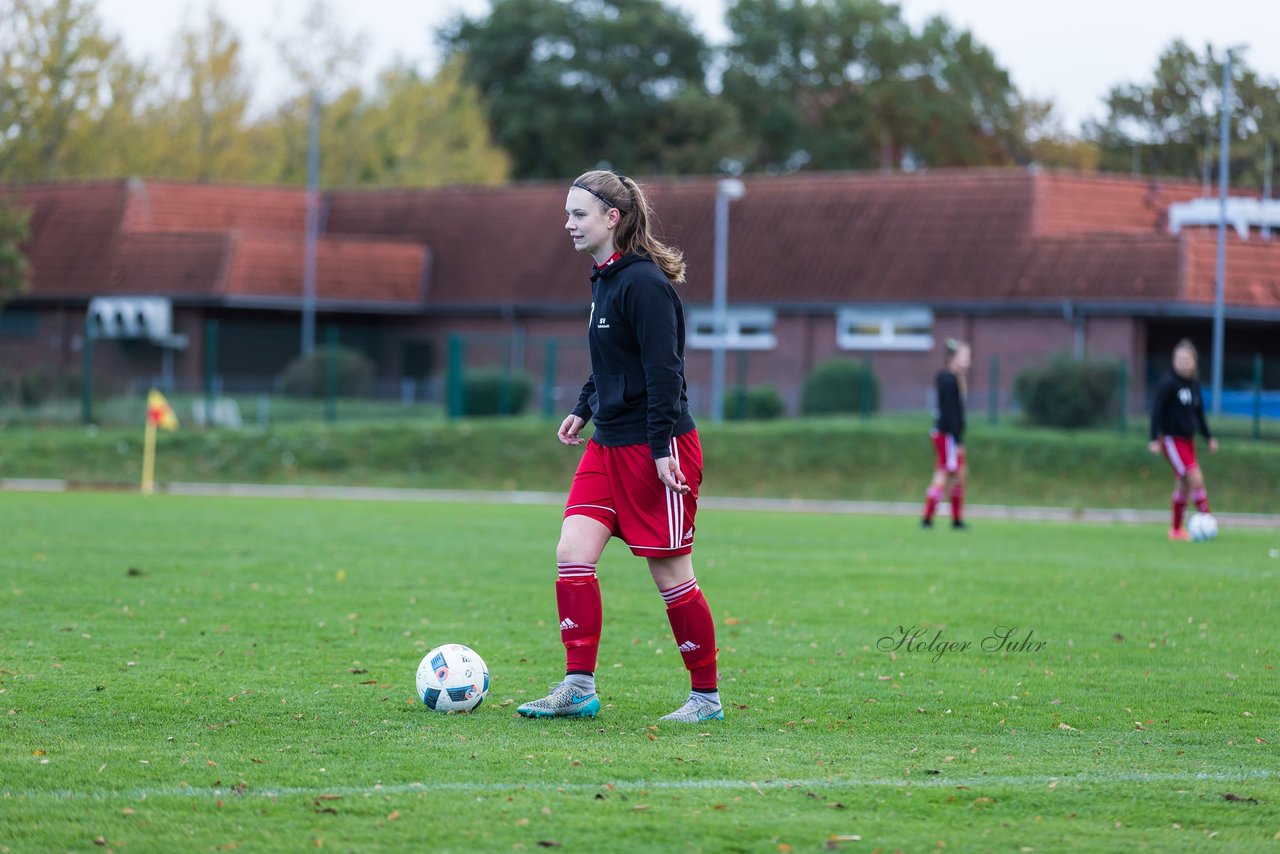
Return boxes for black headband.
[573,177,629,210]
[576,183,619,209]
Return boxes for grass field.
[1,491,1277,852]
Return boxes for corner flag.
[147,389,179,431]
[142,389,179,495]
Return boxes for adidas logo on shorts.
[560,618,579,631]
[677,640,700,652]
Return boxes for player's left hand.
[1208,437,1219,453]
[655,456,690,495]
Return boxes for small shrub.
[801,359,879,415]
[277,347,375,398]
[1015,354,1122,429]
[725,385,786,420]
[0,368,82,407]
[462,371,533,416]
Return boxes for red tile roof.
[8,179,428,306]
[1032,172,1206,236]
[9,171,1280,312]
[120,180,308,235]
[221,235,427,303]
[330,169,1280,309]
[1182,231,1280,307]
[14,182,129,296]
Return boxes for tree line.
[1,0,1276,187]
[5,0,1277,304]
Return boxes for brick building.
[3,169,1278,415]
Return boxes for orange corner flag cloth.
[147,389,179,431]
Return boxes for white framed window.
[687,307,777,350]
[836,306,934,351]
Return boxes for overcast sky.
[96,0,1280,134]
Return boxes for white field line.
[3,479,1278,528]
[6,769,1274,803]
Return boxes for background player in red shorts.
[517,170,722,723]
[1149,339,1218,541]
[921,338,971,530]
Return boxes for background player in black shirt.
[1149,339,1218,541]
[922,338,970,529]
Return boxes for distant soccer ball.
[1187,512,1218,542]
[416,644,489,713]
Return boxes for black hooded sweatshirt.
[1149,371,1213,441]
[571,253,696,459]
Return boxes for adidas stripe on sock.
[659,577,698,605]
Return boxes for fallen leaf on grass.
[1057,723,1077,732]
[314,795,342,802]
[314,807,337,815]
[387,811,400,821]
[973,797,996,805]
[1223,793,1259,804]
[536,842,561,848]
[633,804,650,811]
[93,837,106,846]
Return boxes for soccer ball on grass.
[1187,512,1218,542]
[416,644,489,713]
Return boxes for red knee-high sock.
[1190,487,1210,513]
[950,484,965,524]
[662,580,718,691]
[923,485,943,522]
[1171,490,1188,530]
[556,562,601,674]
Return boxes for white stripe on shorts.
[667,438,684,549]
[1163,436,1187,477]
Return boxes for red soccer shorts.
[565,430,702,558]
[1160,435,1199,477]
[930,429,965,474]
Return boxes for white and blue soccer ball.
[416,644,489,713]
[1187,512,1219,542]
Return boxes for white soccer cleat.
[659,692,724,723]
[517,680,600,718]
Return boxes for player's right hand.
[558,414,586,446]
[1147,440,1160,455]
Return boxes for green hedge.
[725,385,785,420]
[277,347,375,398]
[461,371,533,416]
[801,359,878,415]
[4,418,1275,513]
[1015,355,1122,429]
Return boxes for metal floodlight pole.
[1212,48,1244,416]
[301,89,321,358]
[710,178,745,423]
